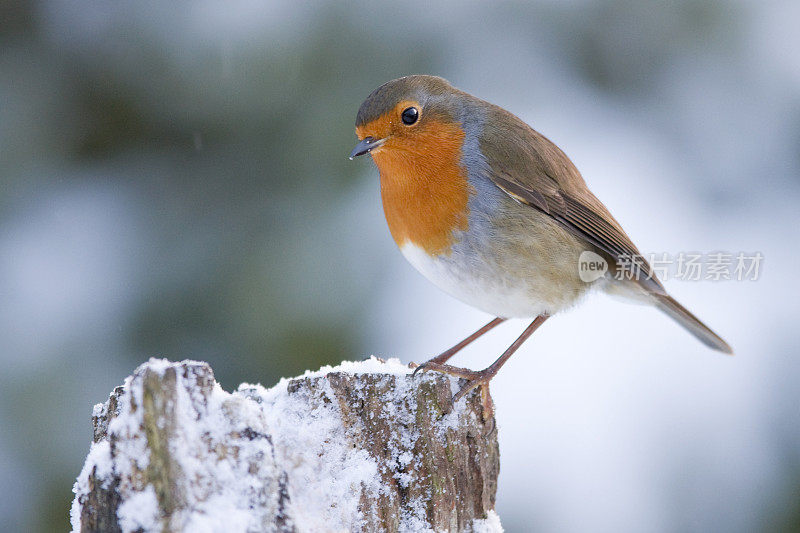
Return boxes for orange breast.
[369,120,472,256]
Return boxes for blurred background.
[1,0,798,531]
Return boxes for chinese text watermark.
[578,251,763,283]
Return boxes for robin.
[350,75,732,418]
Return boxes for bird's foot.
[413,361,497,423]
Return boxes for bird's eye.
[401,107,419,125]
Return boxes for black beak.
[349,136,384,159]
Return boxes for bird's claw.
[413,361,481,379]
[452,378,484,404]
[410,361,427,377]
[412,362,496,423]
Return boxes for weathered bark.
[71,359,501,532]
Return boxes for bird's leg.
[412,317,506,376]
[417,315,549,420]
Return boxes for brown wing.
[480,106,665,295]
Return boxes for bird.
[349,75,732,419]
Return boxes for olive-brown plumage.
[351,75,732,419]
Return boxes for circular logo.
[578,251,608,282]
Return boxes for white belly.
[400,242,561,318]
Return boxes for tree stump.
[70,358,502,532]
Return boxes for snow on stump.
[71,358,502,532]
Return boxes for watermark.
[578,251,608,282]
[578,251,763,282]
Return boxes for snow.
[471,510,504,533]
[242,373,380,531]
[279,355,415,379]
[118,486,160,533]
[71,357,502,533]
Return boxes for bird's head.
[350,75,469,168]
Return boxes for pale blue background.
[1,1,798,530]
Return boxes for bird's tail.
[654,293,733,354]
